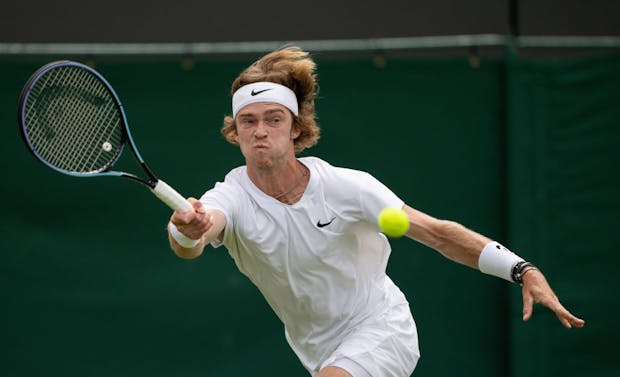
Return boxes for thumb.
[186,198,205,214]
[523,291,534,322]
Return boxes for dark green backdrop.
[1,52,617,376]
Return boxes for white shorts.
[320,291,420,377]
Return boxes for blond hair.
[221,46,320,154]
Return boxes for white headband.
[232,82,299,117]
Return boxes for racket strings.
[30,68,101,169]
[52,68,122,172]
[25,67,103,170]
[85,82,125,169]
[23,65,123,173]
[61,69,119,170]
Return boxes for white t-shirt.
[200,156,409,372]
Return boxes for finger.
[197,215,213,235]
[570,316,586,328]
[558,313,573,329]
[559,310,586,329]
[187,197,206,214]
[522,290,534,321]
[176,219,206,240]
[184,213,213,238]
[171,210,196,225]
[547,299,586,329]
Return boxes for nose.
[253,120,268,137]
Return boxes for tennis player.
[167,47,585,377]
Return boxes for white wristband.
[168,222,200,249]
[478,241,524,283]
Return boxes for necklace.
[273,165,308,200]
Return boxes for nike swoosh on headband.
[251,88,273,96]
[232,82,298,117]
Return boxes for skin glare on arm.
[402,204,489,269]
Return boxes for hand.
[521,269,585,329]
[169,198,212,240]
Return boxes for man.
[167,47,585,377]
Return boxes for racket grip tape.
[151,180,193,212]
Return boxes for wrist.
[478,241,525,283]
[512,261,538,286]
[168,222,200,249]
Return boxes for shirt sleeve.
[355,171,404,223]
[327,164,404,227]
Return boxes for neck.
[247,159,309,202]
[273,166,308,200]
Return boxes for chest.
[230,195,356,276]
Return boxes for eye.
[239,118,255,128]
[265,116,282,126]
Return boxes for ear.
[291,122,301,140]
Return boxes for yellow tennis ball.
[378,207,410,238]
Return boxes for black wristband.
[512,261,536,285]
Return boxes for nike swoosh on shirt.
[316,217,336,228]
[251,88,273,96]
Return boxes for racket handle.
[151,180,193,212]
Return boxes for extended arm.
[402,205,489,268]
[402,204,585,329]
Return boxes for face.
[234,102,300,169]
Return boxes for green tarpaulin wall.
[1,51,617,376]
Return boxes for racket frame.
[17,60,159,189]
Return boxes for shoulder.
[211,166,247,191]
[302,157,385,204]
[223,165,247,183]
[302,157,402,220]
[201,166,246,203]
[302,156,374,183]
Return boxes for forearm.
[403,205,489,269]
[168,231,206,259]
[428,220,490,269]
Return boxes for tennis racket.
[17,60,193,212]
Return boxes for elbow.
[425,219,483,268]
[425,219,461,251]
